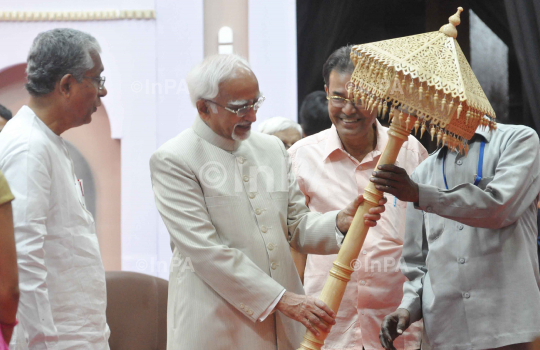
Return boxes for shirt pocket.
[424,212,445,243]
[377,195,407,244]
[269,190,289,202]
[269,191,289,215]
[204,195,247,242]
[387,194,407,209]
[204,195,244,208]
[63,178,94,228]
[269,191,289,232]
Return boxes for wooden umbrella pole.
[298,111,417,350]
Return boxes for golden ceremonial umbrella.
[298,7,496,350]
[350,6,496,152]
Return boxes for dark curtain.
[297,0,540,135]
[296,0,425,112]
[467,0,512,47]
[466,0,534,130]
[504,0,540,131]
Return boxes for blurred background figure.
[258,116,303,149]
[299,91,331,137]
[0,169,18,348]
[0,105,12,132]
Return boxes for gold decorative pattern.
[0,10,155,21]
[349,7,496,151]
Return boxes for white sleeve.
[258,289,286,322]
[3,149,58,349]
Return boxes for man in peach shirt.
[288,46,427,350]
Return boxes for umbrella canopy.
[349,7,496,153]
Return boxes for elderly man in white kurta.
[0,29,109,349]
[150,54,387,350]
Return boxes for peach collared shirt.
[288,120,428,350]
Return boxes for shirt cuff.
[416,183,440,213]
[398,296,423,324]
[335,226,345,248]
[259,289,286,322]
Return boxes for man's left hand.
[336,195,387,234]
[370,164,419,203]
[379,308,411,350]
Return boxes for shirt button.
[249,192,256,199]
[267,243,275,251]
[261,225,268,233]
[457,159,463,165]
[463,292,470,299]
[243,175,249,182]
[362,250,367,255]
[247,309,254,316]
[426,206,433,213]
[360,280,366,285]
[240,303,245,309]
[270,262,278,270]
[459,258,466,264]
[458,224,464,230]
[255,208,262,215]
[237,157,245,164]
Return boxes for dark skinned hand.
[370,164,420,203]
[379,308,411,350]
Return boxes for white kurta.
[0,106,110,350]
[150,116,341,350]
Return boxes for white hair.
[258,117,303,135]
[186,54,252,107]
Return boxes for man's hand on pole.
[275,291,336,336]
[336,195,387,234]
[370,165,420,203]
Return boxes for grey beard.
[232,124,251,141]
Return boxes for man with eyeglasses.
[288,46,427,350]
[149,54,388,350]
[0,29,109,349]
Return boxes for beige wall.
[0,63,122,271]
[204,0,249,58]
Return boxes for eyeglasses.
[327,95,357,109]
[206,96,265,117]
[85,76,106,90]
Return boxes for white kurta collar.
[20,105,63,145]
[192,115,241,152]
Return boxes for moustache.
[235,122,252,127]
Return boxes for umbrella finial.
[439,7,463,38]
